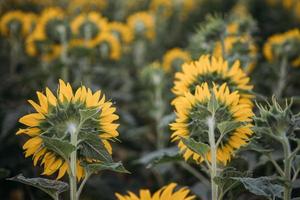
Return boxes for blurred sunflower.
[17,80,119,180]
[172,55,254,105]
[0,10,33,37]
[108,22,133,44]
[162,48,191,73]
[95,32,122,61]
[170,83,254,165]
[263,29,300,67]
[37,7,71,44]
[149,0,173,18]
[68,0,108,13]
[127,12,155,41]
[71,12,108,47]
[213,36,258,73]
[115,183,195,200]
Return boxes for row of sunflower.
[0,0,300,200]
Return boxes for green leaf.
[217,121,243,136]
[41,136,76,160]
[79,134,113,163]
[232,177,284,199]
[82,161,130,174]
[135,147,182,168]
[79,107,100,122]
[7,174,68,200]
[207,94,219,114]
[181,137,210,156]
[0,168,9,179]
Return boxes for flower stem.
[69,123,78,200]
[275,56,288,98]
[58,25,69,82]
[207,115,218,200]
[282,136,292,200]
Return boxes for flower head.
[127,12,155,40]
[170,83,254,165]
[115,183,195,200]
[94,32,122,61]
[263,29,300,67]
[213,36,258,73]
[172,55,254,105]
[68,0,108,13]
[17,80,119,180]
[108,22,133,44]
[162,48,191,73]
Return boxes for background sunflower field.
[0,0,300,200]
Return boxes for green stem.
[76,172,90,199]
[282,136,292,200]
[154,82,164,149]
[207,115,219,200]
[58,25,69,82]
[68,123,78,200]
[275,57,288,98]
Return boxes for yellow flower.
[172,55,254,105]
[115,183,195,200]
[94,32,122,61]
[127,12,155,40]
[213,36,258,73]
[263,29,300,67]
[150,0,173,18]
[0,10,33,37]
[68,0,108,13]
[162,48,191,72]
[170,83,254,165]
[17,80,119,180]
[108,22,133,44]
[71,12,108,47]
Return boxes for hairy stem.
[68,123,78,200]
[282,136,292,200]
[76,173,90,199]
[207,115,218,200]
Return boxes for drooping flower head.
[71,12,108,47]
[149,0,173,18]
[108,22,134,44]
[162,48,191,73]
[17,80,119,180]
[38,7,71,44]
[263,29,300,67]
[0,11,36,37]
[115,183,196,200]
[213,36,258,73]
[127,12,155,41]
[172,55,254,105]
[170,83,254,165]
[94,32,122,61]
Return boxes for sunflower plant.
[11,80,128,200]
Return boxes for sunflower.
[71,12,108,47]
[162,48,191,73]
[263,29,300,67]
[127,12,155,41]
[115,183,195,200]
[37,7,71,44]
[150,0,173,18]
[108,22,133,44]
[170,83,254,165]
[94,32,122,61]
[68,0,108,13]
[213,36,258,73]
[17,80,119,180]
[0,10,31,37]
[172,55,254,105]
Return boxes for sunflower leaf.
[79,134,113,163]
[181,137,210,156]
[82,161,130,174]
[41,136,76,161]
[7,174,68,200]
[231,176,284,199]
[217,121,243,136]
